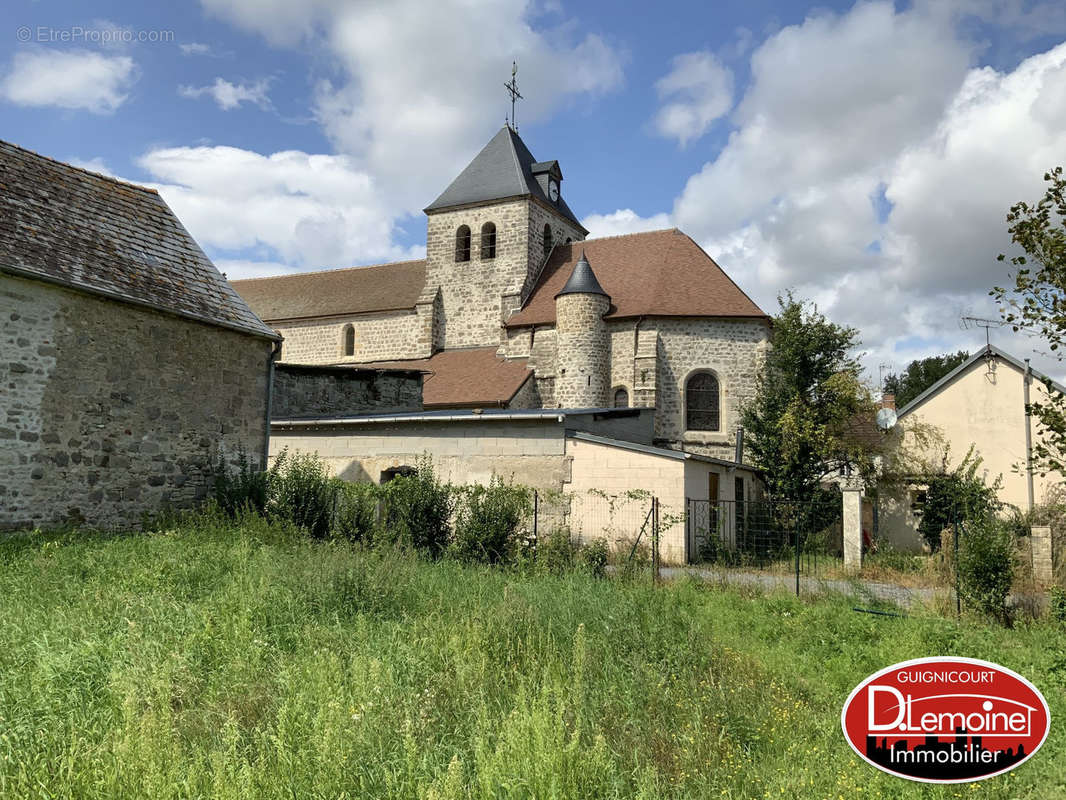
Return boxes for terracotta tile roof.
[347,347,532,408]
[231,259,426,322]
[506,228,767,327]
[0,139,277,340]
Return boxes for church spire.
[556,251,609,299]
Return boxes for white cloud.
[658,1,1066,380]
[652,51,733,146]
[0,48,136,113]
[180,42,212,56]
[179,77,272,110]
[200,0,624,213]
[582,209,673,239]
[136,145,422,270]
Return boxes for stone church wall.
[653,318,769,460]
[425,198,586,351]
[271,364,423,419]
[275,310,423,365]
[555,293,610,408]
[1,274,273,531]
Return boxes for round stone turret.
[554,251,610,408]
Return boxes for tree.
[991,166,1066,475]
[883,351,970,409]
[741,294,879,501]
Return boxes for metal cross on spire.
[504,60,523,130]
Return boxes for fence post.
[795,520,801,597]
[954,512,961,618]
[651,496,660,586]
[842,486,863,572]
[532,489,539,560]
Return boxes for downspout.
[263,339,282,468]
[1024,357,1035,513]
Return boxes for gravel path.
[657,565,943,609]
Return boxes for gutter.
[263,339,282,466]
[273,411,566,428]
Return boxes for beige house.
[878,345,1064,550]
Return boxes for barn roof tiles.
[0,139,277,339]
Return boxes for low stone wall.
[1,274,273,531]
[271,364,423,419]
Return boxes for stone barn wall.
[1,274,273,531]
[271,364,423,419]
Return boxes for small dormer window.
[455,225,471,262]
[543,224,553,257]
[480,222,496,260]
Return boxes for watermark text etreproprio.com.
[16,25,175,44]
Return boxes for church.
[233,125,770,462]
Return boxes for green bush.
[537,526,577,573]
[212,445,270,516]
[452,477,532,564]
[378,457,453,557]
[269,449,338,539]
[1050,586,1066,624]
[957,517,1016,625]
[916,448,1001,551]
[579,539,609,578]
[333,481,380,542]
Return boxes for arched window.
[543,223,553,257]
[342,324,355,356]
[613,387,629,408]
[686,372,720,431]
[565,237,572,244]
[480,222,496,259]
[455,225,471,262]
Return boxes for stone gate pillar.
[843,486,863,572]
[1031,525,1053,585]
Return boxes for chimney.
[881,393,896,410]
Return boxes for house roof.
[507,229,768,327]
[345,347,533,409]
[424,126,585,231]
[231,259,426,322]
[0,139,277,340]
[897,344,1066,418]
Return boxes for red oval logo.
[842,657,1050,783]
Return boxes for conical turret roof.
[555,251,609,299]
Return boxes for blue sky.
[3,0,1066,380]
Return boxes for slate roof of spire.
[0,139,277,340]
[424,126,586,231]
[556,250,609,298]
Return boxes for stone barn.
[0,140,279,530]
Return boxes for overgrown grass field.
[1,514,1064,799]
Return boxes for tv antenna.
[504,61,523,130]
[960,315,1006,348]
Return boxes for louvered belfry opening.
[480,222,496,259]
[455,225,471,262]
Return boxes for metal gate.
[686,497,843,578]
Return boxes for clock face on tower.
[548,179,559,202]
